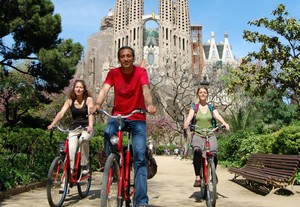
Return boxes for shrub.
[0,124,105,192]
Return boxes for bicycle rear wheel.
[101,153,121,207]
[47,156,68,207]
[77,161,92,198]
[206,158,217,207]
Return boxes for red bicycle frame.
[98,109,146,207]
[202,137,213,185]
[58,127,90,184]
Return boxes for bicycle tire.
[77,161,92,198]
[200,166,206,199]
[206,158,217,207]
[47,156,68,207]
[125,160,134,207]
[100,153,121,207]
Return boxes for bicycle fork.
[124,150,133,199]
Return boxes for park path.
[1,155,300,207]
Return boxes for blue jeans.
[104,118,148,206]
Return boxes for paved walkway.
[1,156,300,207]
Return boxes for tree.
[146,116,177,146]
[151,57,195,134]
[0,67,40,126]
[0,0,83,93]
[228,4,300,114]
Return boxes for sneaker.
[193,180,201,187]
[81,165,90,175]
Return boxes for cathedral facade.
[76,0,237,108]
[77,0,193,90]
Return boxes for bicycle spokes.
[205,159,217,207]
[101,154,120,207]
[47,156,68,207]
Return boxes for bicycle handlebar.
[53,125,84,133]
[192,124,225,134]
[94,109,147,119]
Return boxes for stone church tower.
[76,0,192,92]
[76,0,237,110]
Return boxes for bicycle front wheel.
[206,158,217,207]
[200,166,206,199]
[125,160,134,207]
[47,156,68,207]
[77,161,92,198]
[100,153,121,207]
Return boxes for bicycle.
[94,109,147,207]
[192,124,224,207]
[46,126,92,207]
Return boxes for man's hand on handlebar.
[147,105,156,115]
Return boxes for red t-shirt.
[104,65,149,120]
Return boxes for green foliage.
[37,92,70,128]
[90,124,105,170]
[153,144,178,155]
[229,104,263,132]
[218,122,300,167]
[155,145,166,155]
[37,39,83,92]
[218,130,256,166]
[0,124,106,191]
[0,126,59,191]
[228,4,300,114]
[90,136,104,170]
[0,68,41,126]
[0,0,83,93]
[296,170,300,185]
[270,123,300,154]
[255,90,299,128]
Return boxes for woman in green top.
[184,86,230,187]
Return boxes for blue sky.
[52,0,300,59]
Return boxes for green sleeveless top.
[195,109,213,135]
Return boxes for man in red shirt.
[92,46,156,207]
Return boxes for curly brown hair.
[68,79,91,100]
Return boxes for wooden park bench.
[228,153,300,194]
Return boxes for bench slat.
[228,154,300,194]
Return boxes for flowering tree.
[146,116,178,146]
[0,67,39,126]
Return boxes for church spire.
[222,32,234,63]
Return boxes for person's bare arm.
[213,110,230,130]
[184,108,195,129]
[90,83,111,114]
[48,99,71,129]
[86,97,94,133]
[142,84,156,114]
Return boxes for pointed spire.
[222,32,234,62]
